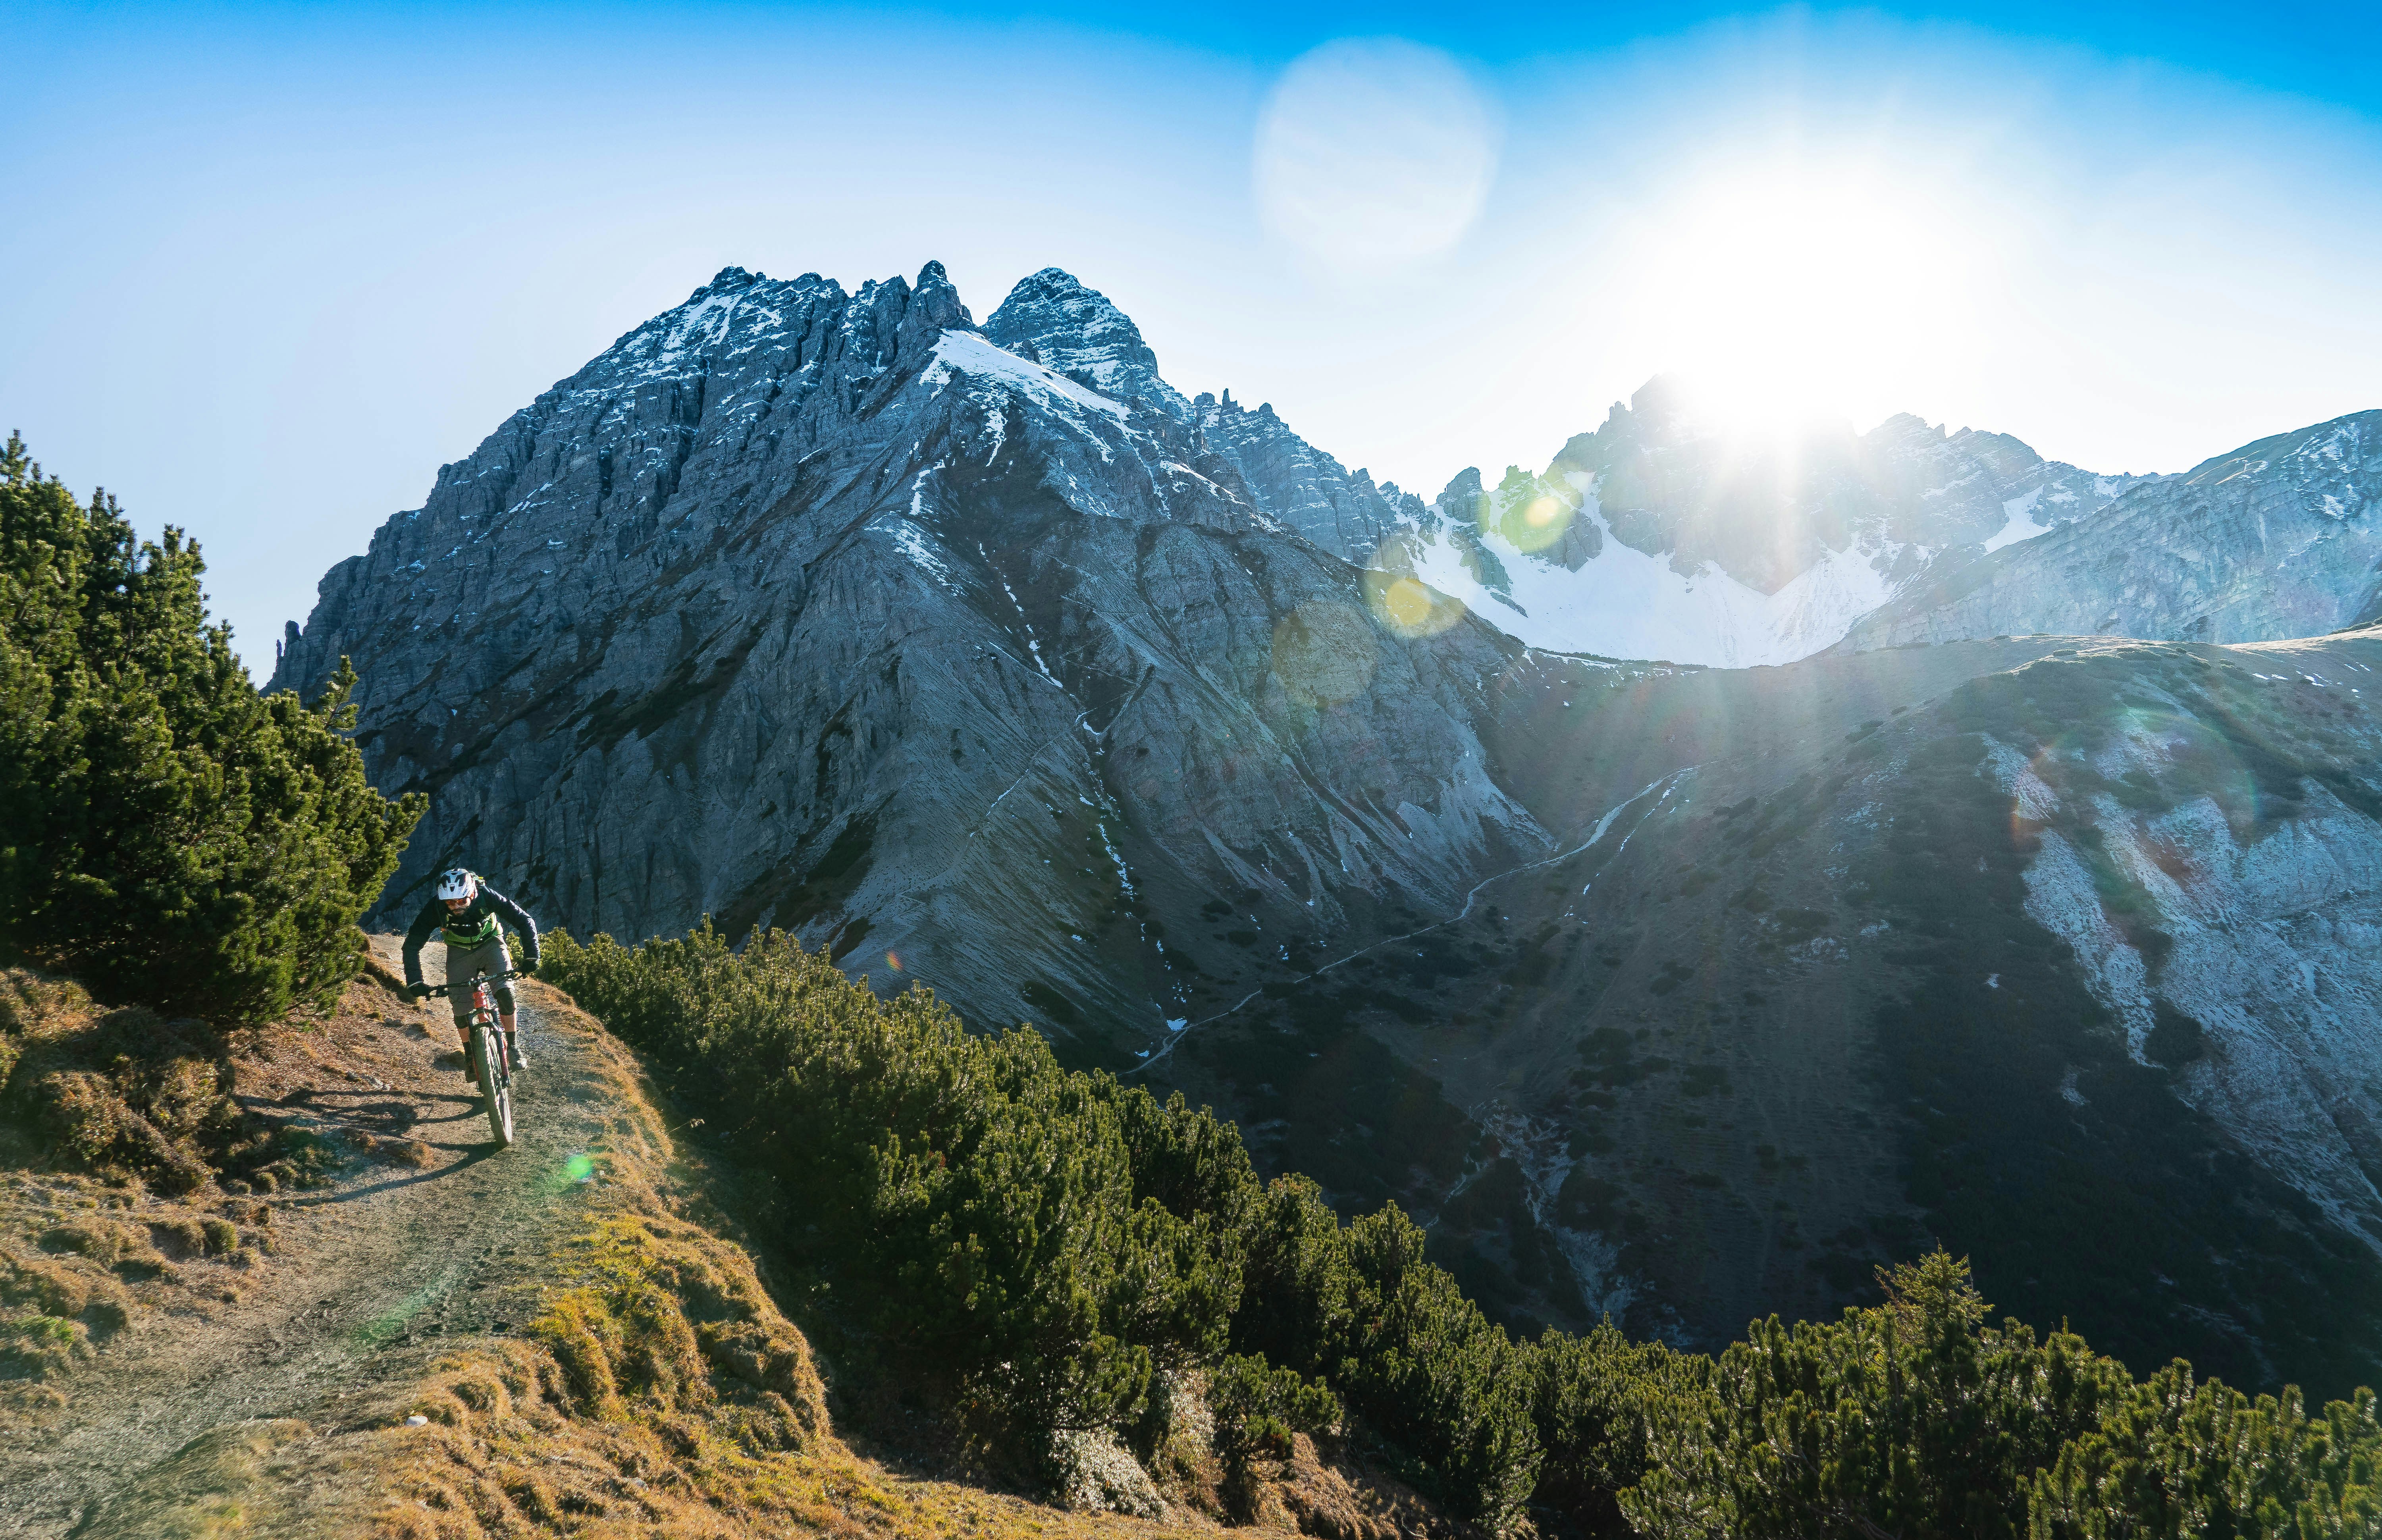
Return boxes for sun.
[1617,163,1987,436]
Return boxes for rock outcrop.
[1376,377,2153,666]
[272,262,1544,1054]
[1837,412,2382,649]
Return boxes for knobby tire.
[475,1024,515,1147]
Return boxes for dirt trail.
[0,938,631,1537]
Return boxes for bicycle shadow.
[283,1143,505,1207]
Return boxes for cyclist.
[402,868,541,1074]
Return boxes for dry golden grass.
[0,954,1458,1540]
[363,980,1229,1540]
[0,968,304,1407]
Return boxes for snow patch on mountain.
[924,330,1128,421]
[1983,488,2049,552]
[1403,496,1899,667]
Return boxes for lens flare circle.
[1496,493,1575,554]
[1363,565,1466,639]
[1255,37,1499,273]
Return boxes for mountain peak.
[986,269,1182,416]
[691,266,763,301]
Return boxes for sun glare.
[1617,166,1988,436]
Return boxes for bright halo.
[1256,38,1499,275]
[1616,163,1989,434]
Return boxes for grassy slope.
[2,953,1449,1539]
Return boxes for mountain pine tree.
[0,432,422,1022]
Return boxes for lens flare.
[885,951,903,972]
[1363,567,1466,639]
[1255,37,1500,275]
[1495,493,1575,554]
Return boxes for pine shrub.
[0,433,421,1022]
[546,923,2382,1538]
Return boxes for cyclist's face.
[445,896,471,912]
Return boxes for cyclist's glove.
[405,983,430,1002]
[519,958,540,977]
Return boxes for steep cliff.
[272,262,1543,1057]
[1838,411,2382,649]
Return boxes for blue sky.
[6,2,2379,668]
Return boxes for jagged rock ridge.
[1838,411,2382,649]
[273,261,1545,1056]
[1370,377,2154,667]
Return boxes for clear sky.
[6,1,2380,669]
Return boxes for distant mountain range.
[1385,380,2381,667]
[274,261,2382,1393]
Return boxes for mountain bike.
[427,967,526,1148]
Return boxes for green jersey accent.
[441,908,501,946]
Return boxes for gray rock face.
[1381,376,2151,666]
[1189,389,1421,561]
[1548,379,2150,592]
[273,262,1546,1050]
[978,268,1420,562]
[1838,412,2382,650]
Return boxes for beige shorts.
[443,937,515,1028]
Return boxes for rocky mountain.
[1165,628,2382,1395]
[983,268,1423,559]
[1837,411,2382,650]
[271,262,1541,1057]
[1370,377,2154,667]
[277,260,2382,1399]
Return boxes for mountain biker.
[402,869,540,1074]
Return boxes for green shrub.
[2031,1370,2382,1538]
[1209,1352,1341,1461]
[547,923,1551,1522]
[547,924,2382,1537]
[546,923,1241,1465]
[1528,1322,1701,1538]
[1623,1253,2137,1540]
[0,433,421,1022]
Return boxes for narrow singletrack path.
[0,940,630,1538]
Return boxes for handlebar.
[420,967,529,999]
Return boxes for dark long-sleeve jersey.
[402,884,540,985]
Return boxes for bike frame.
[429,966,524,1149]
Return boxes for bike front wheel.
[474,1025,515,1147]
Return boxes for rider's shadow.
[283,1142,503,1206]
[414,1093,500,1132]
[289,1090,423,1136]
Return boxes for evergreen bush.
[545,923,2382,1538]
[0,433,421,1022]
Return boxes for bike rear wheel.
[474,1025,515,1147]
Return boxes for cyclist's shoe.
[507,1035,529,1072]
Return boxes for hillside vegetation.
[545,924,2382,1538]
[0,431,422,1024]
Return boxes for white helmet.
[435,868,478,902]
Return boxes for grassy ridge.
[545,923,2382,1538]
